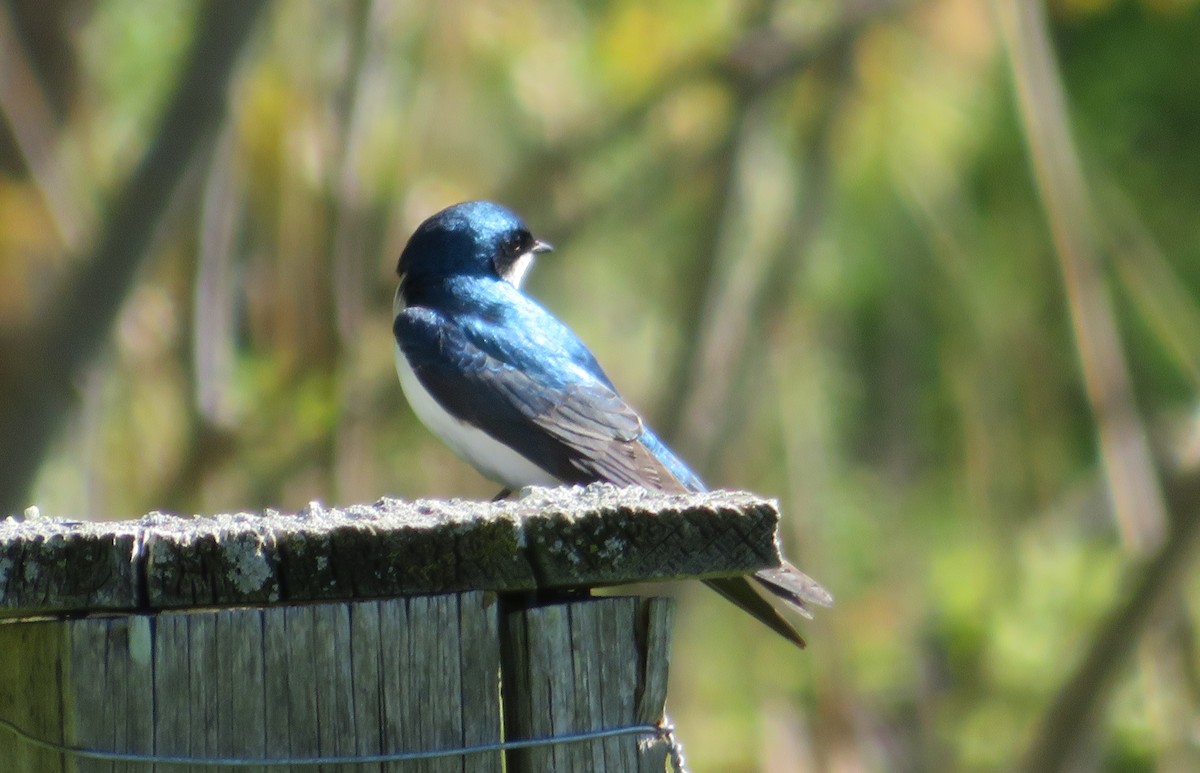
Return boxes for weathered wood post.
[0,485,791,771]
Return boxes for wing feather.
[395,305,680,488]
[394,298,823,648]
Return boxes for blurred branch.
[670,52,850,475]
[329,0,374,348]
[998,4,1194,769]
[151,124,245,515]
[491,3,915,476]
[660,6,882,469]
[1022,465,1200,773]
[995,0,1167,554]
[656,85,763,463]
[329,0,381,503]
[713,0,913,92]
[193,125,242,430]
[1103,185,1200,389]
[498,0,914,223]
[0,0,270,516]
[162,2,381,511]
[0,1,90,249]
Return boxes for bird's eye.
[494,229,537,282]
[502,231,530,259]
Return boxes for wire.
[0,716,675,767]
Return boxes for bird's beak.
[532,240,553,254]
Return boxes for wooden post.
[501,597,676,772]
[0,485,790,772]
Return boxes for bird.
[391,200,831,647]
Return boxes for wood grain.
[1,485,783,616]
[500,596,675,773]
[0,593,510,771]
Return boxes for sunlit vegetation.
[2,0,1199,769]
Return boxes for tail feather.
[703,576,808,648]
[753,562,834,611]
[703,563,833,650]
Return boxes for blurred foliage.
[2,0,1200,770]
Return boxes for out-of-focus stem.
[995,0,1166,554]
[0,3,91,250]
[0,0,271,516]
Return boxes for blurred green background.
[2,0,1200,770]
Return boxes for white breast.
[393,288,560,490]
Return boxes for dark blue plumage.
[392,200,829,646]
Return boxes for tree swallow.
[392,200,831,646]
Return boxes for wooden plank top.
[0,484,784,617]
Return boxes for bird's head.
[397,201,552,297]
